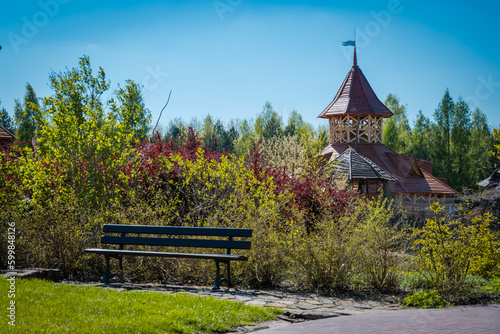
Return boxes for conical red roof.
[318,61,393,118]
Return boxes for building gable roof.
[331,146,397,181]
[0,125,15,141]
[320,143,457,195]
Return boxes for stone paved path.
[256,304,500,334]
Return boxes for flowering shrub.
[412,202,500,295]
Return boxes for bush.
[352,198,411,291]
[402,290,453,308]
[412,202,500,296]
[288,212,358,291]
[399,272,436,291]
[286,197,410,292]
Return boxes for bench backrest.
[100,224,252,251]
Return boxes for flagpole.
[353,26,357,66]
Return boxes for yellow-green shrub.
[412,202,500,295]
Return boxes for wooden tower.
[318,48,457,220]
[317,48,393,146]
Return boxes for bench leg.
[212,260,233,290]
[212,260,221,290]
[102,255,110,284]
[225,261,233,288]
[118,255,124,283]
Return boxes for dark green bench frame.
[85,224,252,289]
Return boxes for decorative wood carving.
[329,115,383,144]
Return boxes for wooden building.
[477,167,500,189]
[330,146,397,198]
[319,48,457,213]
[0,125,15,153]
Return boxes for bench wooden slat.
[86,224,252,289]
[102,224,253,237]
[100,236,251,249]
[85,248,248,261]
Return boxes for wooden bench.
[85,224,252,289]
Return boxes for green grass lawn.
[0,276,280,333]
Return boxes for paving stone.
[353,304,373,310]
[245,300,268,307]
[299,312,339,320]
[312,307,341,313]
[333,309,364,316]
[292,303,323,310]
[304,300,323,305]
[276,299,296,305]
[235,295,254,302]
[258,295,280,301]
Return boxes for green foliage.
[432,88,454,179]
[399,271,436,291]
[28,56,153,208]
[412,202,500,295]
[0,276,279,334]
[163,117,187,144]
[409,110,432,161]
[262,134,309,168]
[13,83,40,143]
[288,212,358,291]
[110,79,151,140]
[352,198,410,290]
[402,290,453,308]
[450,98,472,188]
[286,197,410,292]
[201,116,239,153]
[255,101,283,140]
[284,110,305,137]
[479,276,500,294]
[383,94,411,155]
[491,127,500,162]
[383,89,494,190]
[0,101,15,134]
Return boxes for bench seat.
[85,248,248,261]
[85,224,252,289]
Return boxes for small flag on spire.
[341,40,355,47]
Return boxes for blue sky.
[1,0,499,130]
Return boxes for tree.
[164,118,187,145]
[284,110,306,137]
[432,89,454,178]
[14,83,40,143]
[110,80,151,140]
[255,102,283,140]
[234,119,255,156]
[37,56,112,156]
[0,101,15,134]
[493,127,500,163]
[409,110,432,161]
[450,98,472,188]
[469,108,493,184]
[201,115,238,153]
[383,94,411,154]
[31,56,151,207]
